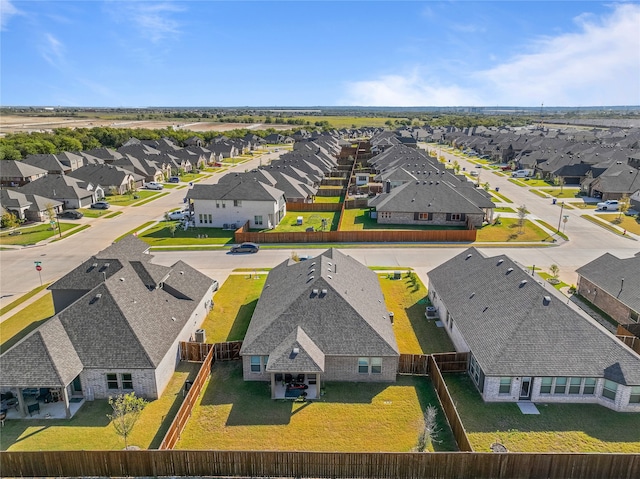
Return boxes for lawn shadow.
[316,381,389,404]
[148,362,201,449]
[226,299,257,341]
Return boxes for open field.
[175,361,457,452]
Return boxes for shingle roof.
[266,326,325,373]
[0,160,48,179]
[576,253,640,314]
[428,248,640,384]
[186,180,284,202]
[241,249,398,358]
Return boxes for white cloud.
[112,1,185,43]
[0,0,22,30]
[40,33,65,68]
[343,4,640,106]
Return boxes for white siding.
[192,198,285,229]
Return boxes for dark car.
[90,201,110,209]
[168,176,180,183]
[230,242,259,254]
[57,210,84,219]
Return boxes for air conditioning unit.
[194,329,206,343]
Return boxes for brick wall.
[376,211,483,228]
[577,277,633,325]
[83,368,158,399]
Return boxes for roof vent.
[470,292,475,298]
[312,288,319,295]
[519,280,528,287]
[321,289,327,295]
[119,278,125,282]
[171,316,177,321]
[180,271,184,275]
[307,276,314,282]
[466,254,472,260]
[92,263,98,268]
[506,268,514,274]
[327,275,332,279]
[310,262,316,267]
[543,296,551,305]
[308,269,315,275]
[497,259,504,265]
[292,347,299,355]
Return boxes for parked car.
[167,211,187,220]
[230,242,260,254]
[57,210,83,219]
[470,171,479,177]
[90,201,110,210]
[597,200,619,211]
[512,170,532,178]
[145,182,164,190]
[168,176,180,183]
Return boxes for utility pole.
[556,202,565,232]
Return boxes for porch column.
[16,388,26,417]
[61,387,71,419]
[270,374,275,399]
[315,377,321,400]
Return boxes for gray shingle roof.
[241,249,398,358]
[428,248,640,384]
[266,326,325,373]
[0,160,48,179]
[186,180,284,202]
[576,253,640,314]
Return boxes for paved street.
[1,145,638,311]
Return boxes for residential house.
[17,175,102,209]
[0,236,216,418]
[576,253,640,326]
[186,180,286,229]
[219,169,317,203]
[111,154,170,183]
[0,189,63,222]
[0,160,48,187]
[428,248,640,412]
[67,164,143,195]
[240,249,399,399]
[22,154,69,175]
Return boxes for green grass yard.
[267,211,339,232]
[475,218,549,242]
[314,196,344,203]
[538,188,581,199]
[596,213,640,235]
[340,209,463,231]
[0,222,78,245]
[444,373,640,453]
[105,190,160,206]
[174,361,457,452]
[0,293,54,354]
[137,222,235,246]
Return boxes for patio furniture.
[27,402,40,416]
[296,374,305,383]
[0,410,6,427]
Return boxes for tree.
[618,195,630,221]
[554,176,565,194]
[516,204,527,234]
[483,182,491,191]
[549,264,559,280]
[416,405,441,452]
[168,222,177,237]
[107,392,147,449]
[1,212,20,229]
[452,160,460,174]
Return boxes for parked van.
[511,170,532,178]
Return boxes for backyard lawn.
[0,222,78,245]
[268,211,339,232]
[314,196,344,203]
[175,361,457,452]
[199,275,266,343]
[444,373,640,453]
[475,218,549,242]
[0,361,201,451]
[138,222,235,246]
[378,274,454,354]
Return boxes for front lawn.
[175,361,457,452]
[596,213,640,235]
[378,274,454,354]
[78,208,109,218]
[490,191,513,204]
[537,188,581,199]
[0,222,78,246]
[475,218,549,242]
[137,222,235,246]
[268,211,339,232]
[444,373,640,453]
[105,190,160,206]
[178,172,205,183]
[1,361,201,451]
[0,294,54,354]
[199,275,266,343]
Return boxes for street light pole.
[556,202,565,232]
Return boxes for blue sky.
[1,0,639,107]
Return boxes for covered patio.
[272,373,320,400]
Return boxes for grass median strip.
[580,215,630,237]
[132,191,170,206]
[51,224,91,241]
[0,283,51,316]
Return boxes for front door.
[520,377,532,400]
[71,375,82,395]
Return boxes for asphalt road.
[1,146,637,309]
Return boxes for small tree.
[45,202,56,224]
[109,185,119,197]
[107,392,147,449]
[554,176,565,194]
[549,264,559,280]
[516,204,527,234]
[416,405,441,452]
[1,212,20,230]
[483,182,490,191]
[452,160,460,174]
[618,195,630,220]
[168,222,177,237]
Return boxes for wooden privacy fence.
[432,351,469,372]
[428,355,473,452]
[616,325,640,355]
[236,227,476,244]
[180,342,213,362]
[397,352,469,376]
[2,450,638,478]
[161,341,243,449]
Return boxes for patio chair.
[27,402,40,416]
[274,373,283,383]
[296,374,305,383]
[284,374,293,384]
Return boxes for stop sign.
[36,265,42,271]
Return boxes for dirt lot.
[0,115,291,134]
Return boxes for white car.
[167,211,188,220]
[597,200,619,211]
[145,182,164,190]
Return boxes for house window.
[250,356,261,373]
[418,213,432,221]
[603,380,618,401]
[554,377,567,394]
[106,373,118,390]
[468,355,481,386]
[121,373,133,390]
[540,377,553,394]
[262,356,269,372]
[583,378,596,395]
[569,378,582,394]
[208,214,212,223]
[255,215,263,226]
[448,213,462,221]
[222,202,226,208]
[379,212,391,219]
[499,377,512,394]
[629,386,640,404]
[358,357,369,374]
[234,200,242,207]
[216,202,220,208]
[199,214,204,224]
[371,357,382,374]
[630,310,639,323]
